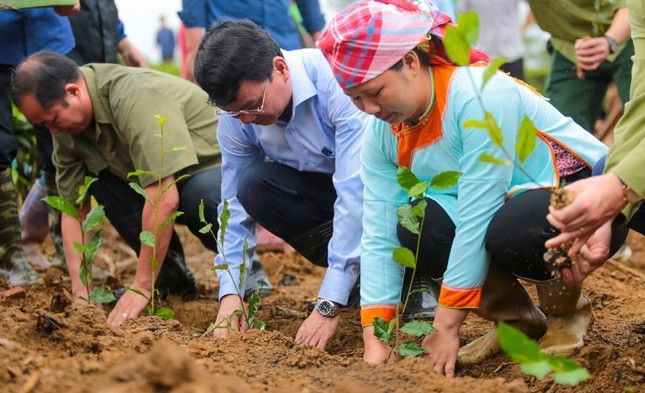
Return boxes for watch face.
[317,299,335,316]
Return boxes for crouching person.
[12,52,222,326]
[193,20,370,350]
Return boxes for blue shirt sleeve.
[215,115,266,299]
[314,74,365,305]
[295,0,325,34]
[179,0,208,28]
[117,19,126,41]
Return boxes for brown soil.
[1,226,643,393]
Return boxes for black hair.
[11,51,81,109]
[390,47,430,71]
[193,19,281,107]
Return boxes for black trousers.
[89,169,221,252]
[398,175,629,282]
[237,160,336,267]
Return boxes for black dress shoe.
[243,257,273,299]
[402,275,439,322]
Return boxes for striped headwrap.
[316,0,488,89]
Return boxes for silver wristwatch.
[314,298,339,318]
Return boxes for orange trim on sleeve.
[360,305,398,327]
[438,284,482,309]
[391,65,457,168]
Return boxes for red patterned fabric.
[316,0,488,89]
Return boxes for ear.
[63,83,82,98]
[402,51,422,74]
[273,56,290,82]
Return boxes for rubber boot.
[44,172,65,269]
[108,212,197,299]
[457,263,547,366]
[19,178,50,270]
[401,273,439,322]
[0,169,39,285]
[536,279,592,355]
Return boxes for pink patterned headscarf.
[316,0,488,89]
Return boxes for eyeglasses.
[218,80,269,118]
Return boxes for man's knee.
[236,161,273,214]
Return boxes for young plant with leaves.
[125,114,189,320]
[44,176,115,304]
[199,199,265,334]
[372,167,461,358]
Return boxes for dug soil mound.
[1,227,643,393]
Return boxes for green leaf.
[412,199,427,218]
[408,181,427,198]
[443,24,470,66]
[254,320,267,331]
[397,204,420,235]
[479,153,511,166]
[430,171,462,190]
[162,174,191,194]
[247,289,260,326]
[401,320,436,336]
[128,182,154,205]
[83,231,102,263]
[485,111,504,147]
[219,200,231,248]
[127,169,155,179]
[198,199,206,223]
[516,116,537,163]
[497,321,544,363]
[393,247,416,268]
[75,176,98,205]
[73,241,87,254]
[395,342,427,357]
[160,211,184,229]
[462,119,488,129]
[373,317,392,343]
[140,231,155,247]
[482,57,508,90]
[213,264,229,270]
[199,223,213,234]
[154,306,174,320]
[82,205,105,232]
[458,11,479,47]
[240,238,248,295]
[43,196,79,219]
[551,367,590,386]
[126,287,149,299]
[396,167,422,193]
[89,287,116,304]
[521,359,552,379]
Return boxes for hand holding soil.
[294,310,340,351]
[362,326,395,365]
[212,294,248,338]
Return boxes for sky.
[114,0,350,64]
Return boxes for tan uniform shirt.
[527,0,628,64]
[53,64,220,202]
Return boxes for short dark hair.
[11,51,81,109]
[194,19,281,107]
[390,47,430,71]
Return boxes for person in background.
[458,0,527,80]
[317,0,627,376]
[0,1,79,285]
[156,15,176,63]
[178,0,325,82]
[545,0,645,285]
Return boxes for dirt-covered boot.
[44,171,66,269]
[536,280,592,355]
[0,169,39,285]
[19,178,50,269]
[457,263,546,366]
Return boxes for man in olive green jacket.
[12,51,222,326]
[546,0,644,284]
